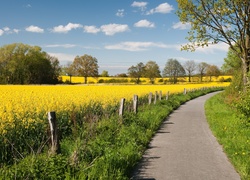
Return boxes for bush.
[219,77,225,82]
[158,78,164,83]
[224,77,232,82]
[234,90,250,125]
[98,78,128,84]
[98,79,104,83]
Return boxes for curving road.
[131,92,240,180]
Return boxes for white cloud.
[83,25,100,34]
[82,46,101,50]
[51,23,82,33]
[47,52,75,63]
[172,22,191,30]
[13,29,20,33]
[3,27,10,31]
[84,24,129,35]
[131,1,148,11]
[100,24,130,36]
[45,44,76,48]
[105,41,168,51]
[134,19,155,28]
[26,4,32,8]
[100,65,130,70]
[0,29,4,36]
[3,27,20,34]
[147,3,174,15]
[116,9,125,17]
[25,25,44,33]
[0,27,20,34]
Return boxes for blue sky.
[0,0,229,75]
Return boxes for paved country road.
[131,92,241,180]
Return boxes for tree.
[222,46,242,75]
[100,70,109,77]
[61,63,75,83]
[144,61,161,84]
[71,54,99,84]
[197,62,209,82]
[177,0,250,87]
[46,54,61,84]
[206,65,221,81]
[162,59,185,84]
[183,60,197,82]
[222,45,243,92]
[0,43,60,84]
[127,62,145,84]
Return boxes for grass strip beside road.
[205,93,250,180]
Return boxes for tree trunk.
[244,7,250,88]
[84,76,87,84]
[242,57,249,88]
[136,77,140,84]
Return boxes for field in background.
[0,83,229,134]
[60,75,232,84]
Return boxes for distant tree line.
[0,43,226,85]
[126,59,222,84]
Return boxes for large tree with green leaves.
[177,0,250,87]
[71,54,99,84]
[222,46,242,75]
[144,61,161,84]
[127,62,145,84]
[162,59,185,84]
[223,45,244,92]
[0,43,60,84]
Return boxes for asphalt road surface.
[131,92,241,180]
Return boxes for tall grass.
[205,93,250,180]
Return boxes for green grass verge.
[205,93,250,180]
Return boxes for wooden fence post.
[133,95,138,114]
[148,92,152,105]
[184,88,187,95]
[166,91,170,100]
[48,111,60,154]
[119,98,125,117]
[154,91,158,104]
[159,91,162,100]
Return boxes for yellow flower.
[0,83,228,134]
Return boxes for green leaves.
[0,43,60,84]
[176,0,250,53]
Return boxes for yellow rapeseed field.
[0,83,229,134]
[60,75,232,84]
